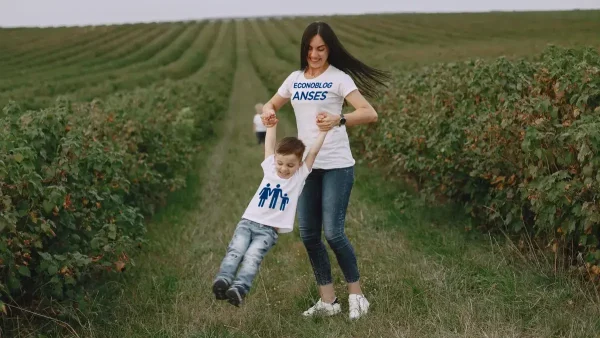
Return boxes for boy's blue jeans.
[215,218,278,294]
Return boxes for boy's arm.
[264,124,277,159]
[303,131,328,170]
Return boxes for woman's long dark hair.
[300,21,390,99]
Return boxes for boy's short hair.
[276,137,305,161]
[254,103,263,114]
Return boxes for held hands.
[261,109,279,128]
[316,112,341,131]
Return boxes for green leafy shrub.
[0,70,234,311]
[0,96,191,304]
[352,46,600,271]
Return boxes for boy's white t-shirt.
[242,155,311,233]
[277,65,357,169]
[253,114,267,132]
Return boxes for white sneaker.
[348,294,369,320]
[302,298,342,317]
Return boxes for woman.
[261,21,389,320]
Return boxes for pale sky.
[1,0,599,27]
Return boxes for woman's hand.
[261,109,278,127]
[316,112,341,131]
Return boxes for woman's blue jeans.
[297,166,360,286]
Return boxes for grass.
[77,160,600,337]
[348,168,600,337]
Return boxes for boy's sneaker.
[212,278,229,300]
[302,298,341,317]
[225,285,246,307]
[348,294,369,320]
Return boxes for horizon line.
[1,7,598,29]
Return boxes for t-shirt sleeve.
[339,72,358,98]
[261,154,274,172]
[277,72,296,98]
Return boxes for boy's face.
[275,153,301,179]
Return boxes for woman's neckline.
[302,63,331,81]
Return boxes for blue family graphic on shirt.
[258,183,290,211]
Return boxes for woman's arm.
[341,89,378,126]
[261,93,290,127]
[316,89,377,131]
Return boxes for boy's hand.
[261,109,278,127]
[316,112,340,131]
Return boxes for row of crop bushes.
[0,44,236,314]
[352,46,600,272]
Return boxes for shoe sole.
[349,311,368,320]
[302,310,341,317]
[302,307,341,317]
[225,288,243,307]
[212,279,229,300]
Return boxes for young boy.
[212,115,328,307]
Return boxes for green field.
[2,11,600,337]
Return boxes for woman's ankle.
[318,283,336,303]
[347,281,362,295]
[321,295,337,303]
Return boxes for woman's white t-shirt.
[277,65,357,170]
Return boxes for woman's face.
[307,34,329,69]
